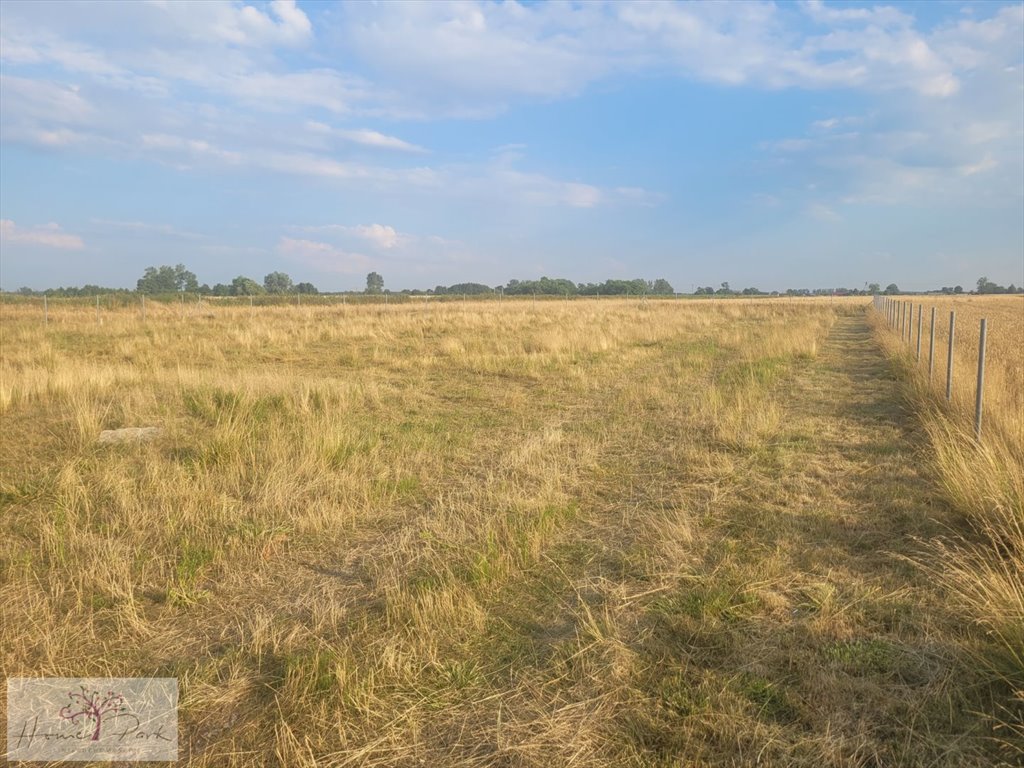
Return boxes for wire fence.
[873,295,988,440]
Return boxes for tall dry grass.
[873,294,1024,755]
[0,295,1011,765]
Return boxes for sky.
[0,0,1022,293]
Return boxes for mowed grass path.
[447,311,1004,766]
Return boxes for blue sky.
[1,0,1021,292]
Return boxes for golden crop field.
[1,296,1020,767]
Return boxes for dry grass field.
[872,294,1024,760]
[1,296,1021,766]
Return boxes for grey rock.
[97,427,163,444]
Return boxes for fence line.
[872,296,986,441]
[928,306,935,382]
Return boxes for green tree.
[650,278,674,295]
[137,264,198,293]
[366,272,384,294]
[230,276,264,296]
[264,271,294,294]
[295,282,318,294]
[446,282,493,295]
[868,282,881,294]
[976,276,1007,294]
[884,283,900,295]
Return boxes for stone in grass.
[97,427,163,445]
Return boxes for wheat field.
[1,296,1021,766]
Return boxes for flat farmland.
[1,297,1021,766]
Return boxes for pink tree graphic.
[59,686,127,741]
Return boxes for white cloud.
[800,0,912,29]
[150,0,312,48]
[336,0,983,109]
[806,202,841,221]
[91,219,205,239]
[305,122,426,153]
[141,133,243,165]
[0,219,84,249]
[294,223,406,249]
[336,129,425,153]
[277,237,372,274]
[960,154,997,176]
[349,224,401,249]
[0,0,1018,224]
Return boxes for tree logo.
[58,685,128,742]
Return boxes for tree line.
[9,265,1022,298]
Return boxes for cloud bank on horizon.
[0,0,1021,291]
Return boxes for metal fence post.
[945,310,955,401]
[928,306,935,382]
[141,294,146,322]
[43,295,48,325]
[975,319,987,440]
[916,304,922,361]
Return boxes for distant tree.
[650,278,674,295]
[211,283,230,296]
[366,272,384,294]
[230,275,264,296]
[137,264,198,293]
[884,283,900,295]
[868,282,881,294]
[954,285,963,294]
[976,276,1009,294]
[447,282,493,295]
[501,276,578,295]
[295,282,318,294]
[136,267,165,293]
[264,271,294,294]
